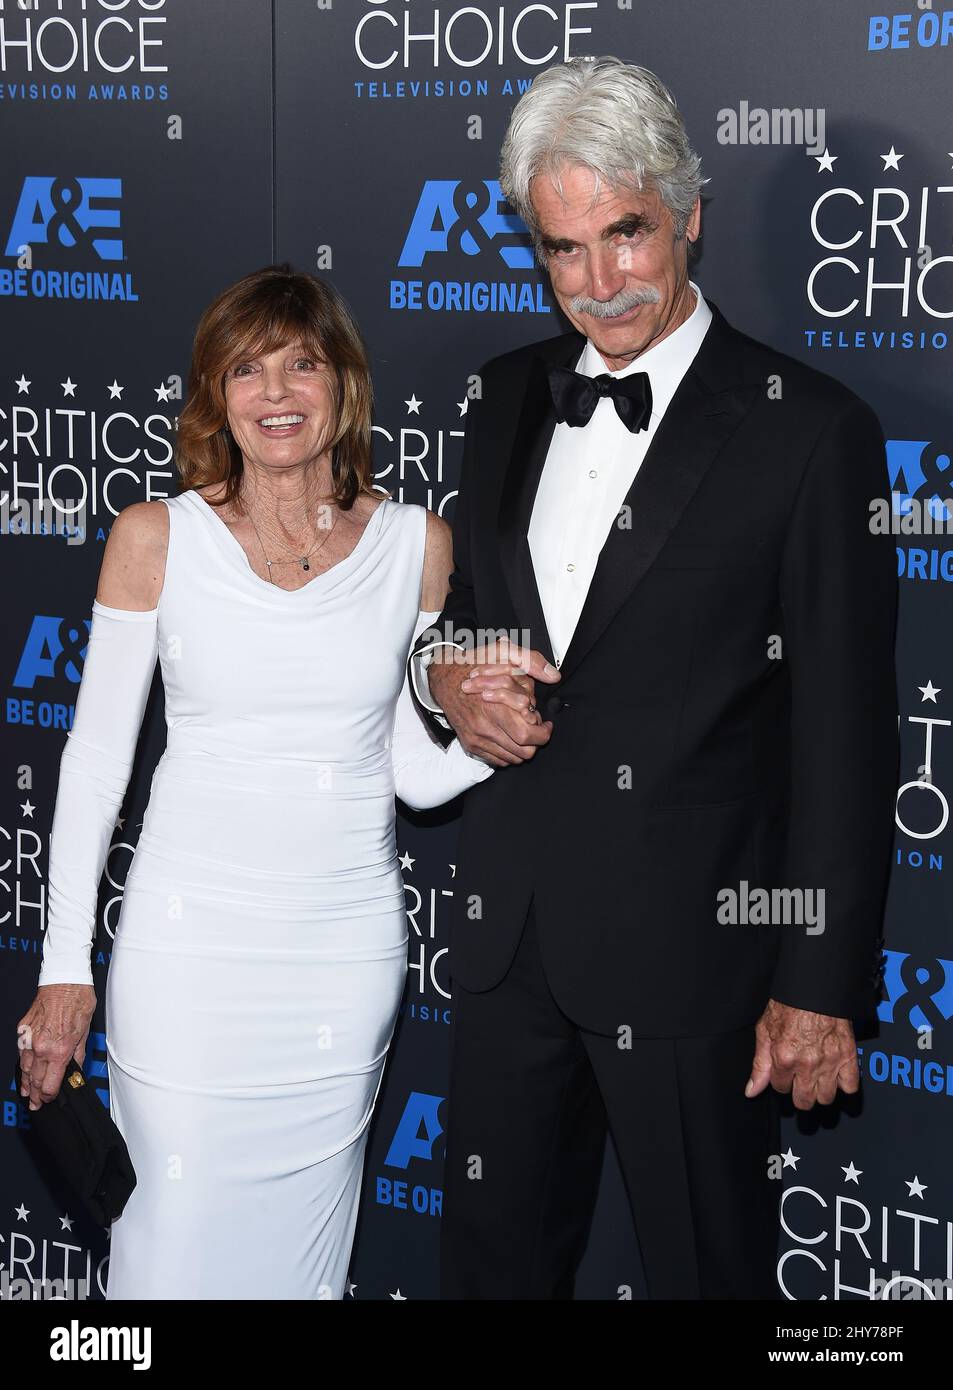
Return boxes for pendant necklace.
[245,498,337,582]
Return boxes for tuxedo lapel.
[495,300,762,680]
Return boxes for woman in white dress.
[15,265,537,1299]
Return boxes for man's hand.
[428,640,561,768]
[745,999,859,1110]
[17,984,96,1111]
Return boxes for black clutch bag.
[18,1055,137,1226]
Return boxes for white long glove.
[38,601,160,987]
[390,609,494,810]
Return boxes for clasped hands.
[427,638,560,767]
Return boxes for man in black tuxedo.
[408,56,898,1299]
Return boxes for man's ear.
[685,197,702,262]
[686,196,701,244]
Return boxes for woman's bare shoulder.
[96,499,170,611]
[420,507,452,611]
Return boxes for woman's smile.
[255,412,307,437]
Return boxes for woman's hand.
[16,985,96,1111]
[427,642,560,767]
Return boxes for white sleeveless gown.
[39,489,492,1300]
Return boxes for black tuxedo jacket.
[409,299,899,1036]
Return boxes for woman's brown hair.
[175,264,377,511]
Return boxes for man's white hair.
[499,56,709,257]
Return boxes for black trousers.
[440,897,781,1299]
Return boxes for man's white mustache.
[570,285,662,319]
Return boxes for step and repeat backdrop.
[1,0,950,1301]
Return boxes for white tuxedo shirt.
[414,280,713,711]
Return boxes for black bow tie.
[547,363,653,433]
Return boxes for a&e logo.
[398,180,532,269]
[6,615,89,733]
[878,949,953,1034]
[7,176,124,261]
[13,616,90,691]
[392,179,547,315]
[375,1091,444,1217]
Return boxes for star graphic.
[345,1279,357,1297]
[814,148,837,173]
[107,380,124,399]
[919,681,941,703]
[841,1161,863,1184]
[15,1203,29,1221]
[405,394,422,415]
[61,378,77,397]
[457,397,469,417]
[59,1214,74,1232]
[905,1175,927,1199]
[389,1288,407,1300]
[781,1147,800,1170]
[880,145,903,171]
[399,851,415,872]
[20,799,35,818]
[155,382,172,402]
[15,374,30,394]
[449,863,456,878]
